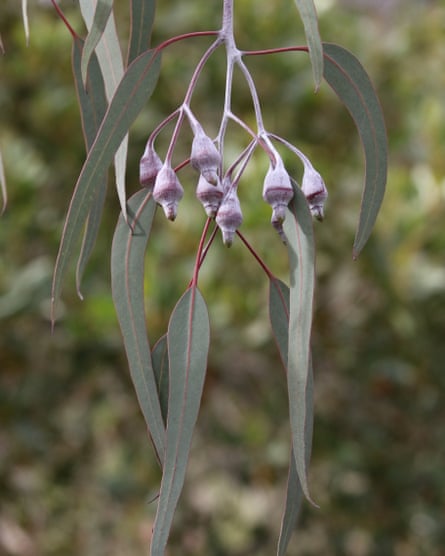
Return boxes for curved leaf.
[71,36,108,296]
[51,48,161,321]
[293,0,323,90]
[152,334,169,426]
[128,0,156,65]
[111,188,165,464]
[151,287,210,556]
[80,0,129,222]
[283,183,316,505]
[22,0,29,45]
[323,42,388,257]
[80,0,113,88]
[269,278,314,555]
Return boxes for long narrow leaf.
[80,0,113,87]
[127,0,156,65]
[283,183,316,505]
[79,0,129,221]
[269,278,314,555]
[71,36,109,296]
[293,0,323,90]
[51,48,161,321]
[22,0,29,45]
[111,189,165,464]
[323,42,388,257]
[0,149,7,215]
[151,287,210,556]
[152,334,169,426]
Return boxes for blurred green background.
[1,0,444,554]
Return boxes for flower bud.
[262,162,294,209]
[153,165,184,221]
[190,131,221,185]
[271,206,288,244]
[215,189,243,247]
[196,175,224,218]
[139,143,163,190]
[301,167,328,221]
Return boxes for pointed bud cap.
[196,175,224,218]
[262,162,294,209]
[153,165,184,221]
[190,132,221,185]
[139,143,163,190]
[271,205,288,243]
[215,189,243,247]
[301,167,328,221]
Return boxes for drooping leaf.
[283,182,316,505]
[151,287,210,556]
[80,0,114,88]
[323,42,388,257]
[51,48,161,321]
[22,0,29,45]
[293,0,323,90]
[268,278,314,555]
[0,149,7,215]
[111,189,165,464]
[79,0,129,222]
[71,36,109,296]
[128,0,156,65]
[0,34,4,54]
[152,334,169,426]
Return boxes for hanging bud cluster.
[152,165,184,221]
[262,159,294,241]
[215,184,243,247]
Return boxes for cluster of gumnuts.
[139,87,328,247]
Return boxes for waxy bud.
[153,165,184,221]
[190,131,221,185]
[215,188,243,247]
[139,143,163,190]
[262,162,294,240]
[196,175,224,217]
[301,167,328,221]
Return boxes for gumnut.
[190,130,221,185]
[196,175,224,218]
[215,187,243,247]
[301,166,328,221]
[152,165,184,221]
[262,160,294,239]
[139,142,163,190]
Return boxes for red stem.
[242,45,308,57]
[236,231,275,279]
[50,0,78,39]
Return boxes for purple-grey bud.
[139,143,163,190]
[271,206,288,244]
[190,131,221,185]
[215,189,243,247]
[262,163,294,210]
[301,167,328,221]
[153,165,184,221]
[196,175,224,218]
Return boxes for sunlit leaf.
[79,0,129,222]
[51,48,161,321]
[268,278,314,554]
[111,189,165,464]
[71,36,108,296]
[22,0,29,45]
[283,182,316,505]
[323,42,388,257]
[128,0,156,64]
[151,287,210,555]
[0,149,7,215]
[293,0,323,90]
[80,0,113,88]
[152,334,169,426]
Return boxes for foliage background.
[1,0,444,554]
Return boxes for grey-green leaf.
[268,278,314,555]
[80,0,113,88]
[152,334,169,426]
[51,48,161,321]
[111,189,165,464]
[71,36,108,296]
[128,0,156,64]
[0,149,7,215]
[150,287,210,556]
[293,0,323,90]
[323,42,388,257]
[283,182,316,505]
